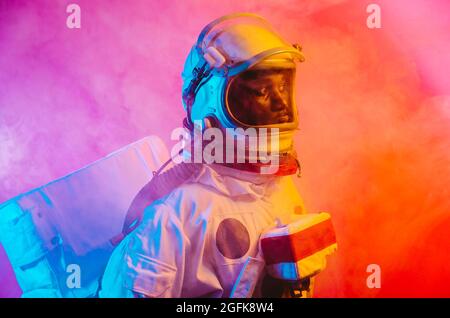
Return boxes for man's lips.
[276,110,290,123]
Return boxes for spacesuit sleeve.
[121,201,188,298]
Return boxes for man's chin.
[276,115,290,123]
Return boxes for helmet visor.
[226,63,297,127]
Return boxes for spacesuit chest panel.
[172,164,306,298]
[208,208,274,297]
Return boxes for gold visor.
[226,61,297,127]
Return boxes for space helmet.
[181,13,305,175]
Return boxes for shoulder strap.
[109,162,202,246]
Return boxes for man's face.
[227,67,295,126]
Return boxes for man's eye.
[255,87,269,97]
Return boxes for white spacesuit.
[100,13,334,298]
[100,163,307,297]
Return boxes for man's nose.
[270,89,288,111]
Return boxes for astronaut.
[99,13,333,298]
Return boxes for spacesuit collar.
[193,164,280,199]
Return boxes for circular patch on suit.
[216,218,250,259]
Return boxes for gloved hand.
[259,212,337,296]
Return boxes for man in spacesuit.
[99,13,335,298]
